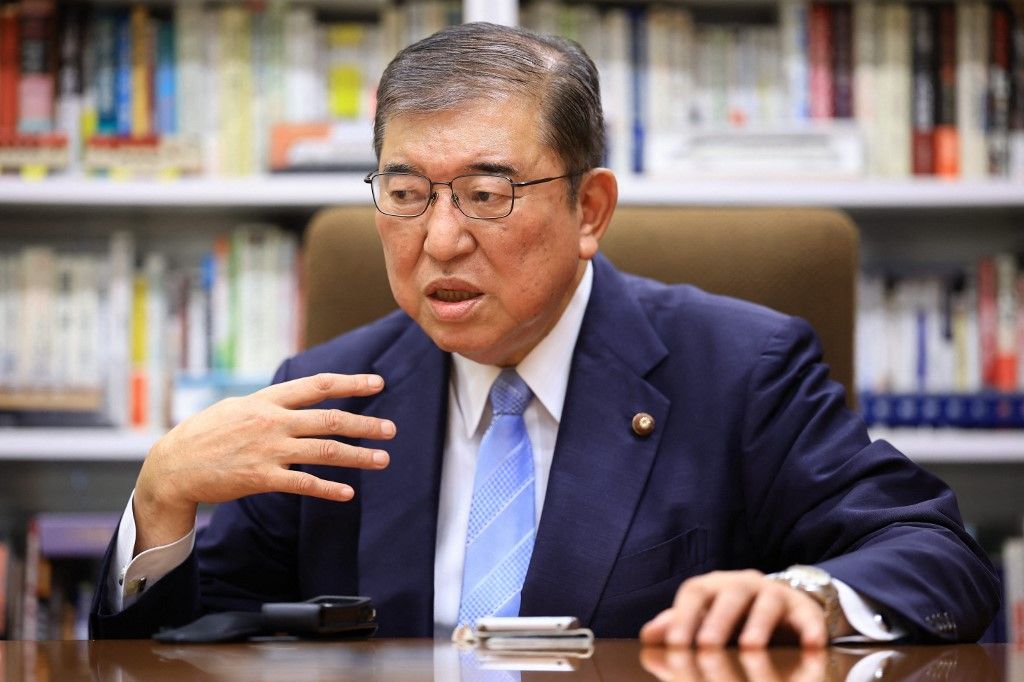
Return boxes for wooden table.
[0,639,1016,681]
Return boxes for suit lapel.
[357,322,449,636]
[521,256,671,625]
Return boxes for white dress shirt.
[108,260,901,641]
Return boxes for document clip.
[451,616,595,657]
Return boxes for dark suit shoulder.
[617,270,811,360]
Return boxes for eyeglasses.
[364,170,585,220]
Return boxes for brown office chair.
[303,206,858,402]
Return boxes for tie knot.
[489,370,532,416]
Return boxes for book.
[934,3,959,178]
[218,4,254,176]
[16,0,56,134]
[957,0,990,179]
[911,4,936,176]
[104,231,133,427]
[93,10,116,135]
[854,0,882,176]
[878,2,912,178]
[0,2,18,134]
[995,253,1018,391]
[153,16,175,135]
[808,2,832,119]
[129,4,151,137]
[830,1,853,119]
[601,8,631,173]
[113,9,131,136]
[55,3,82,170]
[987,3,1012,176]
[779,0,809,123]
[629,7,646,173]
[174,1,202,140]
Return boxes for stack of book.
[858,253,1024,427]
[0,0,461,178]
[523,0,1023,179]
[0,225,302,430]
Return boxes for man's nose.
[422,187,475,261]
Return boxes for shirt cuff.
[106,490,196,612]
[832,578,907,642]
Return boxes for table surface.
[0,639,1018,681]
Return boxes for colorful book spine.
[957,0,989,179]
[629,7,646,173]
[154,18,175,135]
[934,3,959,178]
[779,0,809,122]
[987,3,1012,176]
[129,4,151,137]
[911,4,936,176]
[808,2,833,119]
[0,3,20,134]
[830,1,853,119]
[113,9,131,136]
[16,0,56,134]
[93,11,116,136]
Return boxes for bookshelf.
[0,175,1022,208]
[2,0,1024,639]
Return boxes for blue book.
[629,8,646,174]
[114,11,132,136]
[861,391,1024,428]
[154,19,176,135]
[94,12,117,135]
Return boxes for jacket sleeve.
[89,361,303,639]
[740,316,1000,642]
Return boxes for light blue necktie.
[458,369,536,626]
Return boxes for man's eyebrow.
[382,162,419,173]
[468,162,520,177]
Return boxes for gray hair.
[373,22,604,199]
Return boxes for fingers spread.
[263,373,386,409]
[274,469,355,502]
[294,438,390,470]
[290,408,396,440]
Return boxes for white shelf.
[0,176,1022,209]
[0,428,157,461]
[869,428,1024,464]
[0,426,1021,463]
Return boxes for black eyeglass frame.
[363,169,588,220]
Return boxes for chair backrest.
[303,205,858,400]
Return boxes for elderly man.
[91,22,998,646]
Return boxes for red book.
[934,3,959,178]
[911,4,936,175]
[0,3,19,134]
[809,2,833,119]
[977,257,997,388]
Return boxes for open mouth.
[432,289,480,303]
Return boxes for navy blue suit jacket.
[91,254,999,641]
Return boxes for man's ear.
[576,168,618,260]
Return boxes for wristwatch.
[765,564,842,639]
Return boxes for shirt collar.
[451,261,594,438]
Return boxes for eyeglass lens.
[372,174,515,219]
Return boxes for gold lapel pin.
[631,412,655,437]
